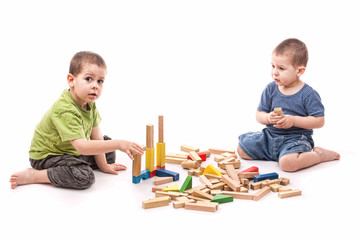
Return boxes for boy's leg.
[237,146,252,160]
[279,147,340,172]
[10,168,50,189]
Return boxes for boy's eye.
[85,77,92,81]
[98,80,104,84]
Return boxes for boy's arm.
[70,126,144,159]
[256,110,325,129]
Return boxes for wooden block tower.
[132,145,149,184]
[146,124,156,178]
[156,115,166,169]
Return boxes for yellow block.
[162,184,179,192]
[156,142,166,168]
[202,164,222,176]
[146,147,155,172]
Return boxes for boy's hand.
[273,115,295,129]
[267,111,284,125]
[99,163,127,175]
[118,140,144,160]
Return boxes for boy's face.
[67,63,106,109]
[271,53,305,88]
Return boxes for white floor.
[1,1,359,239]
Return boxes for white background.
[1,1,359,239]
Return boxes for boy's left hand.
[273,115,295,129]
[99,163,127,175]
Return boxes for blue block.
[132,170,150,184]
[254,172,279,183]
[156,168,179,181]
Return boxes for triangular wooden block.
[162,184,179,192]
[202,164,222,176]
[211,194,234,204]
[179,176,192,193]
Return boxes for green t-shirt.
[29,89,102,160]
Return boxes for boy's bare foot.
[313,147,341,162]
[9,168,49,189]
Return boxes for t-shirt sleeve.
[51,112,86,142]
[93,107,102,127]
[304,90,325,117]
[257,84,272,113]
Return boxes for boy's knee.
[237,146,252,160]
[70,166,95,190]
[279,154,299,172]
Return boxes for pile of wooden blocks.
[142,145,302,212]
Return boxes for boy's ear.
[296,66,306,77]
[67,73,75,88]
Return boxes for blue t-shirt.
[257,81,324,136]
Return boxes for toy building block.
[254,172,279,183]
[278,186,292,192]
[162,184,179,192]
[154,176,173,186]
[208,148,235,155]
[270,183,282,192]
[278,189,302,199]
[155,191,188,200]
[188,151,207,162]
[192,189,214,200]
[253,186,271,201]
[188,151,202,163]
[173,197,195,209]
[132,145,147,177]
[199,175,213,187]
[221,175,241,192]
[211,194,234,204]
[218,159,241,169]
[238,172,259,179]
[214,155,226,162]
[274,107,283,116]
[133,170,150,184]
[225,165,240,182]
[181,144,199,153]
[156,168,179,181]
[221,191,254,200]
[142,196,171,209]
[156,115,166,168]
[165,157,187,164]
[146,124,156,177]
[180,176,192,193]
[202,164,222,176]
[152,185,168,192]
[181,160,200,169]
[240,166,259,173]
[184,202,219,212]
[208,182,226,191]
[166,153,188,159]
[280,177,290,186]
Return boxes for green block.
[211,194,234,204]
[179,176,192,193]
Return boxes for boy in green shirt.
[10,51,144,189]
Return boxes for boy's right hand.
[267,111,284,125]
[118,140,144,160]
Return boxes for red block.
[187,152,207,162]
[240,166,259,173]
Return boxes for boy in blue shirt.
[237,38,340,172]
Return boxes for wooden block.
[253,186,271,201]
[254,172,279,182]
[187,195,211,202]
[184,184,207,194]
[274,107,283,116]
[211,194,234,204]
[189,151,202,162]
[181,144,199,153]
[156,142,166,168]
[199,175,213,187]
[202,164,222,176]
[180,176,192,193]
[225,165,240,181]
[278,186,292,192]
[158,115,164,143]
[204,173,222,180]
[238,172,259,179]
[214,155,226,162]
[162,184,179,192]
[154,176,173,186]
[145,147,155,172]
[192,189,214,200]
[221,175,240,192]
[181,160,200,169]
[240,166,259,173]
[142,196,171,209]
[146,124,154,148]
[166,153,188,159]
[152,185,168,192]
[278,189,302,199]
[280,177,290,186]
[132,145,147,177]
[165,157,186,164]
[211,189,222,195]
[250,181,262,190]
[208,182,225,190]
[173,198,195,209]
[155,191,188,200]
[222,191,253,200]
[208,148,235,155]
[185,202,218,212]
[219,159,241,169]
[270,183,282,192]
[156,168,179,181]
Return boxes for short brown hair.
[69,51,106,76]
[273,38,308,67]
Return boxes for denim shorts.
[238,128,314,161]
